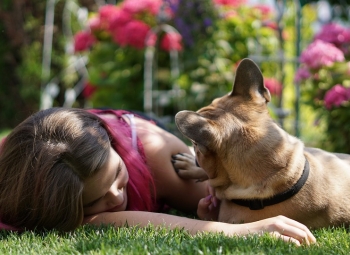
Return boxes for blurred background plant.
[74,0,183,112]
[0,0,349,152]
[72,0,288,129]
[295,22,350,153]
[0,0,96,129]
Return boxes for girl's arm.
[84,211,316,246]
[133,117,209,212]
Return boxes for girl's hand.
[241,215,317,246]
[197,184,220,221]
[197,194,220,221]
[171,153,208,181]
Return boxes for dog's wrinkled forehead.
[197,93,250,124]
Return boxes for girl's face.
[82,146,129,216]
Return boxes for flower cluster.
[74,31,96,52]
[296,22,350,153]
[73,0,186,110]
[314,22,350,50]
[74,0,183,52]
[299,39,344,69]
[296,22,350,109]
[324,84,350,109]
[73,0,279,126]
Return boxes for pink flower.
[108,7,132,32]
[264,77,282,96]
[253,4,273,18]
[160,32,183,52]
[324,84,350,109]
[294,66,311,83]
[82,82,97,99]
[112,25,128,46]
[314,22,350,47]
[113,20,151,49]
[300,40,345,69]
[214,0,247,7]
[122,0,162,15]
[74,31,96,52]
[98,5,121,30]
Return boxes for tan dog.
[175,58,350,229]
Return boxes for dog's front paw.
[171,153,209,181]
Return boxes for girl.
[0,108,315,245]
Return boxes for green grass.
[0,224,349,254]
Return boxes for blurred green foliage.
[80,0,280,117]
[0,0,91,129]
[0,0,348,154]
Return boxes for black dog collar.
[231,158,310,210]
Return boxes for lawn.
[0,224,349,254]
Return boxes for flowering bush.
[74,0,279,120]
[74,0,183,110]
[296,22,350,153]
[173,0,279,110]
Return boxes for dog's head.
[175,58,290,200]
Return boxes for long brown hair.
[0,108,110,231]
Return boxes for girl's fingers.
[270,232,301,246]
[197,195,220,221]
[266,216,316,245]
[248,216,316,246]
[279,216,316,245]
[197,196,211,220]
[275,224,310,245]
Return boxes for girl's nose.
[106,185,124,207]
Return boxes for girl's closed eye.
[115,164,121,180]
[83,147,129,216]
[84,159,122,209]
[84,197,102,208]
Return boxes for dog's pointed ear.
[175,110,214,155]
[230,58,271,103]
